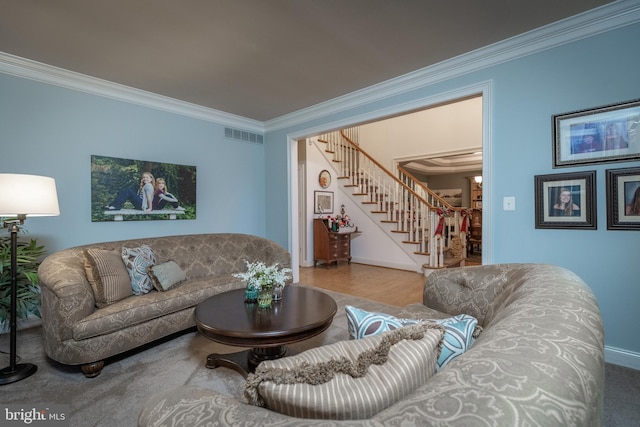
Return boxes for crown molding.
[0,1,637,135]
[0,52,264,133]
[265,0,640,132]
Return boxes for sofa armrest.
[38,249,96,343]
[262,240,293,283]
[423,263,532,326]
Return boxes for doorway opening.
[287,82,492,282]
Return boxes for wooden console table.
[313,218,358,268]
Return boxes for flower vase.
[272,284,283,301]
[257,289,273,308]
[244,286,258,303]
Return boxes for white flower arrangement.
[232,260,292,292]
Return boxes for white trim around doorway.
[287,80,493,281]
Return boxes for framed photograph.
[553,99,640,167]
[91,155,196,222]
[314,191,334,214]
[534,171,596,229]
[432,188,463,207]
[606,167,640,230]
[319,170,331,188]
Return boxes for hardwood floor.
[298,262,425,307]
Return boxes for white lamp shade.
[0,174,60,217]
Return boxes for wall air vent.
[224,127,264,144]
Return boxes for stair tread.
[313,132,468,273]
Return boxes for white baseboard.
[605,346,640,370]
[301,257,421,273]
[350,257,421,273]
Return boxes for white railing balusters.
[316,128,468,268]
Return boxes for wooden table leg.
[206,350,251,378]
[206,346,290,378]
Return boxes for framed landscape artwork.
[534,171,596,229]
[91,155,197,222]
[606,167,640,230]
[553,99,640,167]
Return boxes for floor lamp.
[0,174,59,385]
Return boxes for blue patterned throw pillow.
[122,245,157,295]
[345,305,480,371]
[345,305,419,339]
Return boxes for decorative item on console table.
[244,286,258,303]
[232,260,292,309]
[257,289,273,308]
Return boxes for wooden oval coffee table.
[194,285,337,377]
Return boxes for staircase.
[315,128,470,274]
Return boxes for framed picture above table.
[314,191,334,214]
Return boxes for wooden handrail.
[316,127,468,268]
[397,165,453,208]
[338,130,437,211]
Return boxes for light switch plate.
[503,196,515,211]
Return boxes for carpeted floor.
[603,363,640,426]
[0,290,398,427]
[1,288,638,427]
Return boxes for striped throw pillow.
[83,248,132,308]
[245,322,444,420]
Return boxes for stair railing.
[318,128,468,267]
[398,165,470,260]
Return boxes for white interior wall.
[301,97,484,271]
[303,137,415,270]
[358,96,483,170]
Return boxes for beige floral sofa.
[37,233,291,378]
[138,263,605,426]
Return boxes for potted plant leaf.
[0,231,46,332]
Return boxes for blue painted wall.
[0,73,267,253]
[1,15,638,362]
[264,22,640,357]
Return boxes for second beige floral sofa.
[138,263,605,426]
[37,233,291,377]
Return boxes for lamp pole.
[0,173,59,385]
[0,217,37,385]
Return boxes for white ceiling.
[0,0,613,122]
